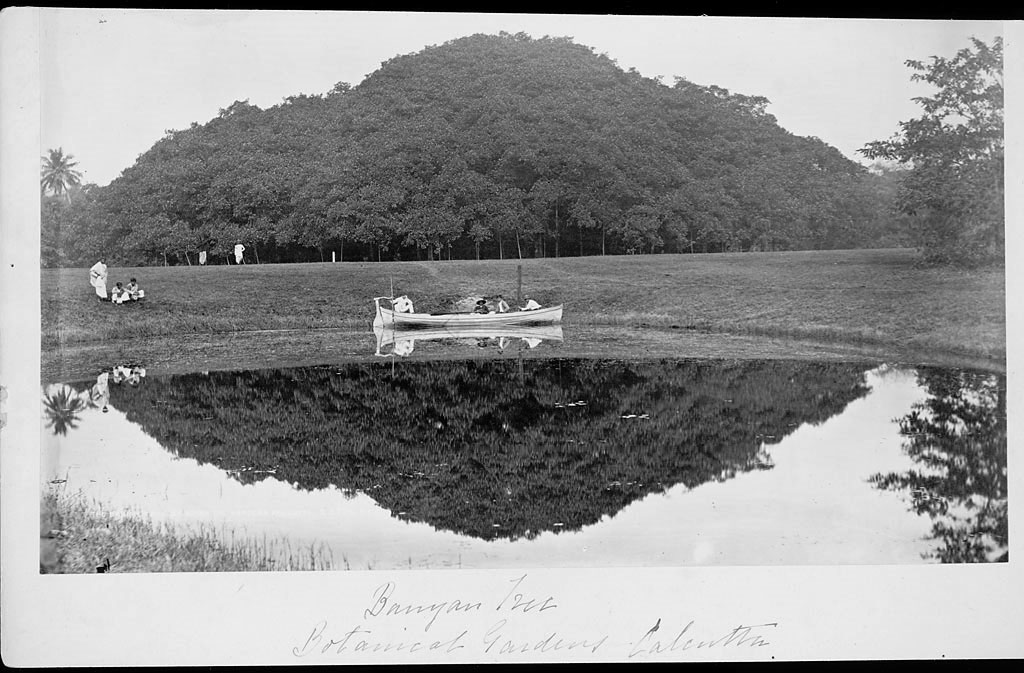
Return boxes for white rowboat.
[372,297,563,329]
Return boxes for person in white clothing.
[392,295,414,313]
[111,282,129,304]
[495,295,510,313]
[89,260,108,301]
[234,243,245,264]
[90,371,110,413]
[522,298,542,311]
[393,339,415,357]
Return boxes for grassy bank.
[41,249,1006,366]
[40,487,335,573]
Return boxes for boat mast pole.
[517,265,522,306]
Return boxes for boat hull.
[374,324,563,349]
[373,299,563,329]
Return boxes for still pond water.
[41,333,1008,569]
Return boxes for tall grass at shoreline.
[41,249,1006,363]
[40,487,337,573]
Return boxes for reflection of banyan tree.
[870,368,1008,563]
[110,359,870,540]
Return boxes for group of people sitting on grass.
[89,260,145,304]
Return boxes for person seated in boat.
[473,299,491,314]
[495,295,510,313]
[126,278,144,301]
[392,295,414,313]
[521,298,542,311]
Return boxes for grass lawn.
[41,249,1005,374]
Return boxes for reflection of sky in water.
[42,366,935,569]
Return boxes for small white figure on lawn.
[234,243,245,265]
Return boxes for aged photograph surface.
[35,10,1006,576]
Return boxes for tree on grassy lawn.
[41,148,83,201]
[860,37,1003,266]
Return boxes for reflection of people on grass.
[393,339,414,357]
[89,372,110,413]
[43,366,148,434]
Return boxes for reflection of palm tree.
[43,385,87,436]
[871,369,1008,563]
[40,148,83,201]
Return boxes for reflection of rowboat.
[372,297,563,329]
[374,324,563,357]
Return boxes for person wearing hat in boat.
[392,295,414,313]
[473,299,491,315]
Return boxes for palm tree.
[40,147,83,201]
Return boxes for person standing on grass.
[234,243,245,265]
[89,259,108,301]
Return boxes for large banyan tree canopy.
[68,33,901,266]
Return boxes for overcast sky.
[39,10,1005,187]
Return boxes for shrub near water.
[40,487,336,573]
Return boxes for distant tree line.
[44,32,1000,268]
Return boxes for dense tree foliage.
[44,33,905,267]
[105,358,872,539]
[871,368,1007,562]
[861,37,1003,267]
